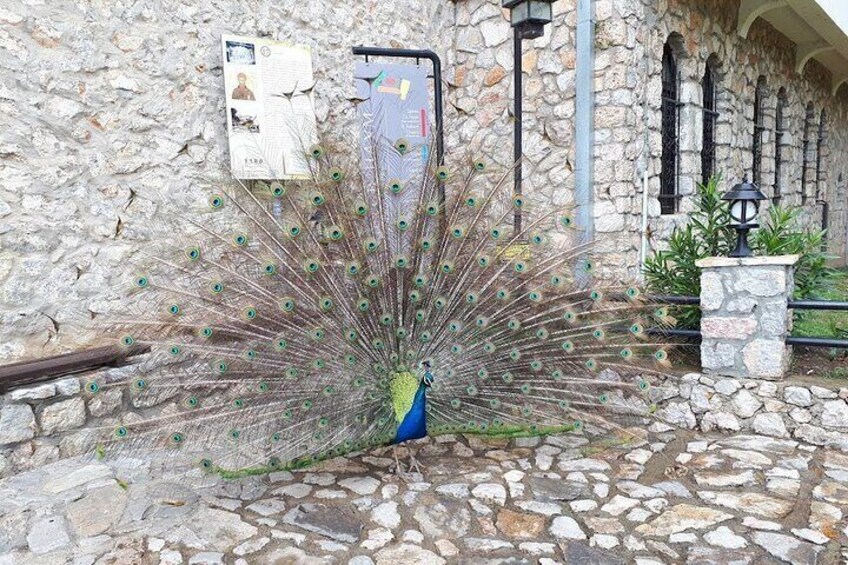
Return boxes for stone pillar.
[696,255,799,380]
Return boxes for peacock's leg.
[406,444,425,475]
[391,444,406,477]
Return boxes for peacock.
[89,136,678,478]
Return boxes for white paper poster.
[222,34,318,179]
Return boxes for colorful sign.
[355,62,432,248]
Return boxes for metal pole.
[513,32,523,234]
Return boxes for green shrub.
[644,175,835,328]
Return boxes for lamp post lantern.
[721,178,767,258]
[502,0,556,233]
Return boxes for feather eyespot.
[309,144,324,159]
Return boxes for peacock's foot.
[406,450,425,475]
[390,445,425,480]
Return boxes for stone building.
[1,0,848,359]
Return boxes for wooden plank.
[0,344,150,393]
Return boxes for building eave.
[738,0,848,94]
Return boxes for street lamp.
[502,0,556,233]
[722,178,766,258]
[502,0,555,39]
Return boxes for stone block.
[752,413,789,438]
[731,389,763,418]
[55,377,81,396]
[39,397,86,435]
[820,400,848,430]
[0,404,37,445]
[7,383,56,401]
[784,386,814,407]
[732,269,785,297]
[700,341,736,371]
[742,340,788,380]
[701,317,757,340]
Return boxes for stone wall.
[3,0,848,362]
[448,0,848,282]
[2,362,847,479]
[654,373,848,451]
[0,0,454,362]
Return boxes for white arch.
[737,0,789,38]
[832,74,848,96]
[796,41,834,74]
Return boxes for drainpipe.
[575,0,595,252]
[639,6,656,273]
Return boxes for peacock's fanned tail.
[91,140,679,476]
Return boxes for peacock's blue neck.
[394,381,428,444]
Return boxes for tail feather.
[86,135,680,476]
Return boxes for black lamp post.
[722,178,767,258]
[502,0,556,233]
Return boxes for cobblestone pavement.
[1,427,848,565]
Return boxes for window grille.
[701,60,718,186]
[752,76,766,187]
[815,109,826,202]
[660,43,679,215]
[773,88,786,205]
[802,103,814,204]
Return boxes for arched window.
[773,88,787,205]
[752,76,767,187]
[801,102,814,204]
[815,109,826,202]
[660,42,679,214]
[701,56,719,186]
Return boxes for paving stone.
[183,508,258,552]
[704,526,747,549]
[233,536,269,556]
[812,480,848,505]
[564,543,625,565]
[339,476,381,495]
[495,509,545,538]
[600,495,639,516]
[529,477,590,501]
[371,501,401,529]
[374,543,446,565]
[26,516,71,554]
[471,483,507,505]
[790,528,829,545]
[188,552,225,565]
[361,528,394,550]
[65,483,128,537]
[245,498,286,517]
[694,470,756,487]
[635,504,733,536]
[549,515,586,539]
[751,531,821,565]
[283,503,362,543]
[412,497,471,539]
